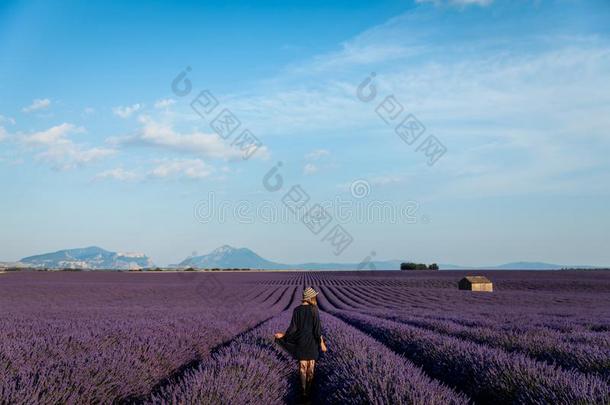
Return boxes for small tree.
[400,262,417,270]
[401,262,435,270]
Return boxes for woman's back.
[283,304,322,361]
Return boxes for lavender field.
[1,270,609,404]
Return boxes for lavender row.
[330,283,609,332]
[351,308,610,380]
[148,312,299,404]
[323,285,610,378]
[398,312,610,349]
[323,283,609,345]
[333,310,610,404]
[0,313,265,403]
[313,311,469,404]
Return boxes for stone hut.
[458,276,493,292]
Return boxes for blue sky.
[1,0,609,266]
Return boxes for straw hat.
[302,287,318,300]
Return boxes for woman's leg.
[299,361,308,395]
[305,360,315,393]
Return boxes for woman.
[274,287,326,399]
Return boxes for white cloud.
[0,115,15,125]
[336,174,405,192]
[94,159,217,182]
[37,146,115,170]
[225,84,364,136]
[370,175,405,186]
[303,163,318,175]
[148,159,213,180]
[303,149,330,175]
[305,149,330,160]
[115,115,269,160]
[0,126,7,141]
[112,104,141,118]
[94,168,139,182]
[22,98,51,113]
[23,123,115,170]
[293,44,413,74]
[23,123,84,146]
[154,99,176,109]
[83,107,95,115]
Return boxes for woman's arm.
[312,308,327,352]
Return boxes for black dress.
[278,304,322,361]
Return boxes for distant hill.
[174,246,602,270]
[178,245,287,269]
[494,261,565,270]
[20,246,154,270]
[0,261,28,269]
[291,260,403,271]
[446,261,600,270]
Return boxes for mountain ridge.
[19,246,154,270]
[178,245,285,269]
